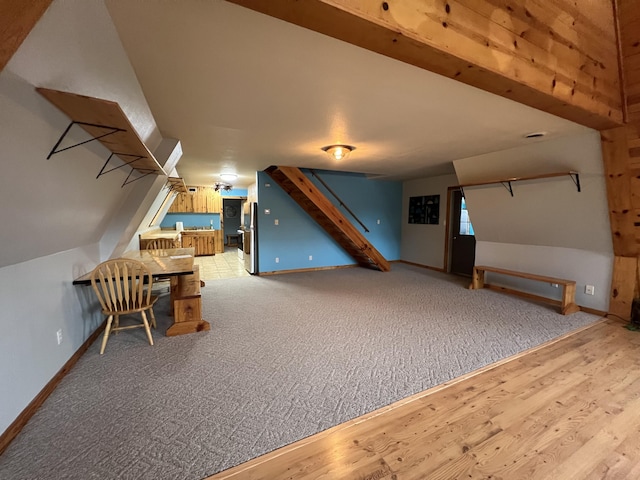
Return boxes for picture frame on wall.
[408,194,440,224]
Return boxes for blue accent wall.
[221,188,248,197]
[161,213,221,229]
[257,169,402,273]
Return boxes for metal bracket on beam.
[97,153,146,179]
[46,121,125,159]
[501,181,514,197]
[122,168,155,187]
[569,172,581,192]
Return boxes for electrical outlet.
[551,283,559,288]
[585,285,595,295]
[377,219,381,225]
[56,329,63,345]
[309,255,313,261]
[275,257,279,263]
[274,219,279,225]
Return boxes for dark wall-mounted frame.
[408,194,440,225]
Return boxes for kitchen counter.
[139,229,181,249]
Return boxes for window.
[459,197,475,236]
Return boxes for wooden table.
[73,248,210,335]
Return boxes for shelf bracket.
[98,152,156,187]
[569,172,581,192]
[46,121,125,159]
[97,152,147,179]
[122,167,156,187]
[501,181,514,197]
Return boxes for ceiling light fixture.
[321,144,355,161]
[220,173,238,181]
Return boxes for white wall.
[0,0,168,434]
[453,131,613,311]
[401,174,458,269]
[0,248,103,433]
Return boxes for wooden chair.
[145,238,176,292]
[90,259,158,355]
[146,238,176,250]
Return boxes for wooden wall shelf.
[167,177,187,194]
[458,171,580,197]
[36,87,166,186]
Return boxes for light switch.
[274,219,279,225]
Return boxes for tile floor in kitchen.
[194,247,249,280]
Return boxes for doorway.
[222,198,242,247]
[448,188,476,276]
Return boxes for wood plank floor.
[207,318,640,480]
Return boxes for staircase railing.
[307,169,369,233]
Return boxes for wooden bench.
[469,265,580,315]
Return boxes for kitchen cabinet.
[180,230,223,255]
[168,186,222,213]
[214,230,224,253]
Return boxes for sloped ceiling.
[106,0,593,187]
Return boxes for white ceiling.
[105,0,592,188]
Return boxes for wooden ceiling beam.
[0,0,52,72]
[227,0,623,131]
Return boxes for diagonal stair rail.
[265,166,390,272]
[306,169,369,233]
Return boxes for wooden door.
[449,189,476,276]
[181,235,194,249]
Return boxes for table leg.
[166,267,210,336]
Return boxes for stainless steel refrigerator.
[243,202,258,274]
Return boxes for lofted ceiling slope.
[105,0,593,188]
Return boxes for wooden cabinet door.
[181,235,194,249]
[169,187,221,213]
[214,230,224,253]
[189,235,213,256]
[168,192,194,212]
[181,234,215,256]
[202,235,215,255]
[196,237,206,256]
[193,190,208,212]
[212,192,222,212]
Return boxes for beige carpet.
[0,264,601,479]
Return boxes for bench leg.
[561,284,580,315]
[469,268,485,290]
